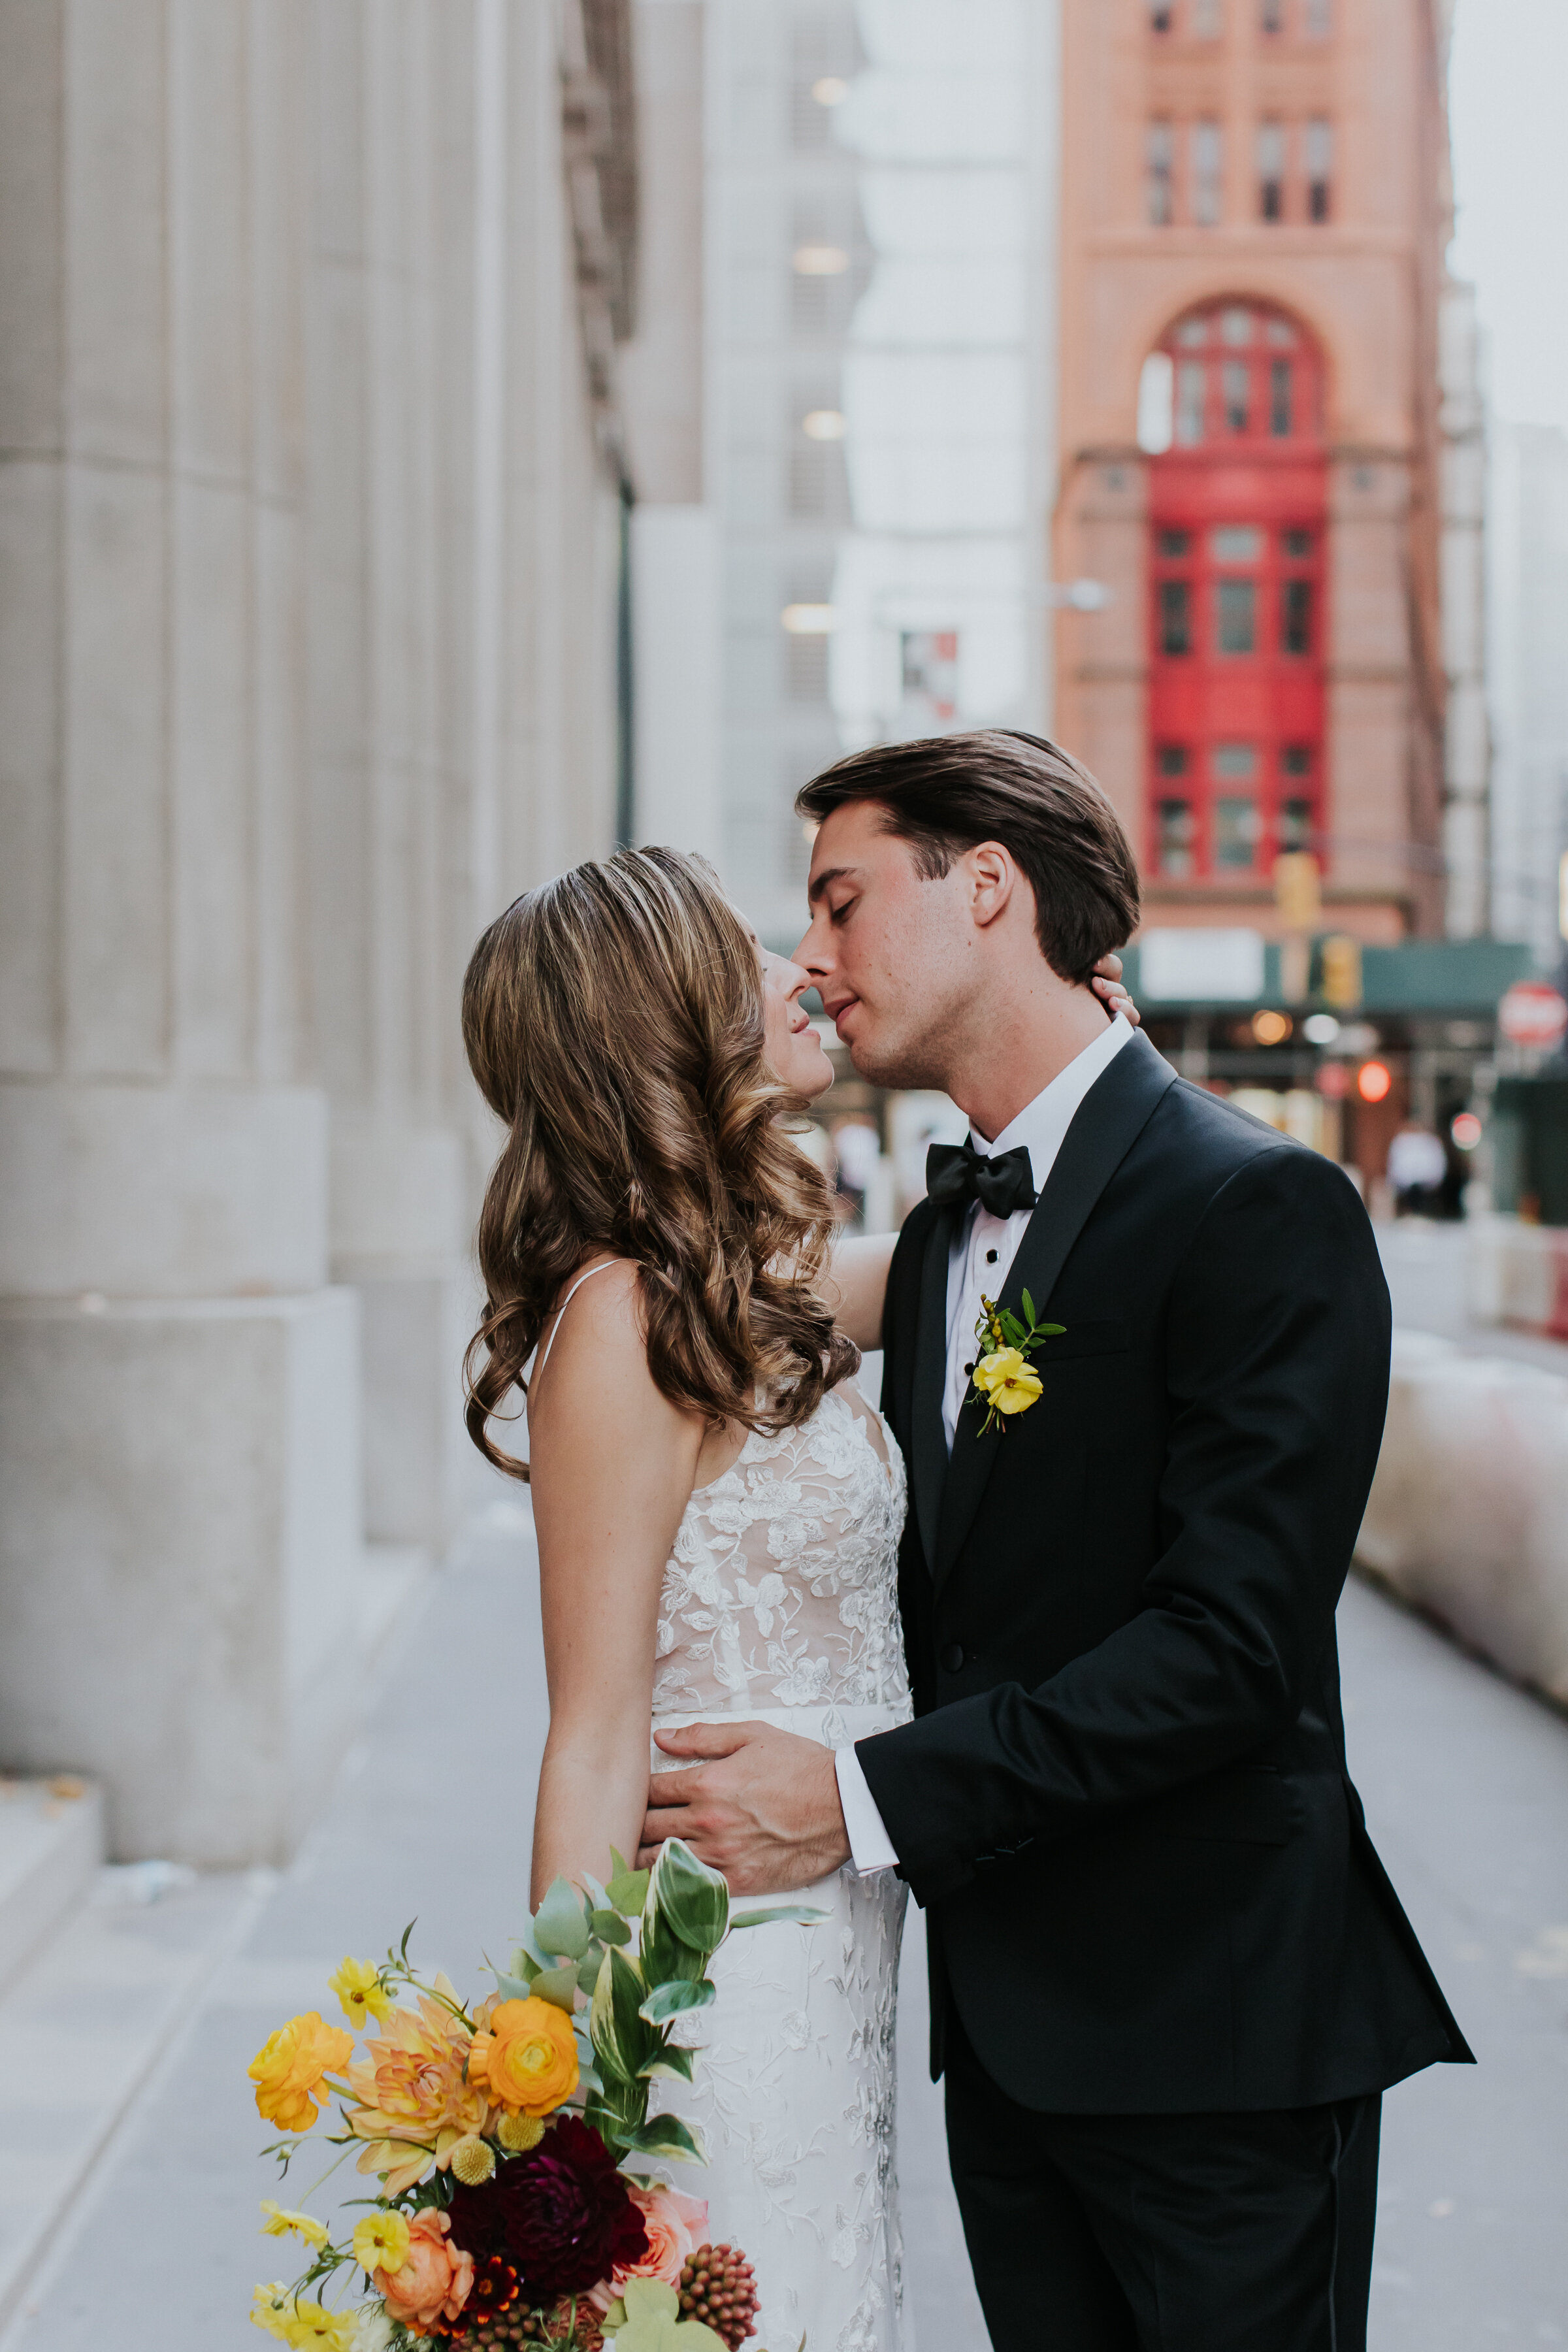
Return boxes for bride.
[459,847,1131,2352]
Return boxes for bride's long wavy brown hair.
[461,846,857,1480]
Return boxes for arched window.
[1145,299,1327,885]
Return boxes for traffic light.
[1318,934,1363,1011]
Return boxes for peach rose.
[249,2012,355,2134]
[376,2208,472,2338]
[466,1995,579,2119]
[585,2185,708,2314]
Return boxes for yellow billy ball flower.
[351,2209,410,2278]
[972,1347,1043,1416]
[260,2201,331,2248]
[328,1957,393,2030]
[497,2111,546,2153]
[449,2134,497,2185]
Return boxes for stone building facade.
[1051,0,1467,945]
[0,0,637,1864]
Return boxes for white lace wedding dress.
[650,1380,913,2352]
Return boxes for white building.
[0,0,639,1865]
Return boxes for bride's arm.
[527,1263,707,1905]
[821,1231,896,1351]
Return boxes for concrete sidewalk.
[2,1510,1563,2348]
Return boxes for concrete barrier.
[1357,1331,1568,1705]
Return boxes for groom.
[642,730,1471,2351]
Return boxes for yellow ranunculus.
[249,2013,355,2134]
[252,2283,294,2340]
[972,1347,1043,1416]
[328,1957,393,2030]
[466,1994,580,2118]
[351,2210,410,2278]
[260,2200,330,2247]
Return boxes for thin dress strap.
[534,1259,623,1384]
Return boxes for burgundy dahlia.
[447,2115,647,2302]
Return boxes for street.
[3,1384,1565,2348]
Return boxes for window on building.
[1148,0,1174,30]
[1192,0,1224,35]
[1176,361,1205,444]
[1303,0,1331,35]
[1217,579,1256,654]
[1260,0,1284,31]
[1190,120,1223,225]
[1305,118,1333,221]
[1280,797,1315,850]
[1257,121,1285,220]
[1270,358,1293,434]
[1214,742,1258,780]
[1147,120,1175,224]
[1282,527,1313,558]
[1158,528,1191,557]
[1222,361,1250,433]
[1160,580,1193,654]
[1157,798,1196,877]
[1281,579,1313,653]
[1215,797,1260,869]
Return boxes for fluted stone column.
[0,1,364,1863]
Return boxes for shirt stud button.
[964,1360,975,1375]
[986,1249,998,1263]
[941,1642,965,1673]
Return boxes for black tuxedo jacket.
[862,1028,1471,2114]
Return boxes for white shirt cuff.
[834,1744,900,1875]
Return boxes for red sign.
[1498,982,1568,1049]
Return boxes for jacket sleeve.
[855,1145,1391,1908]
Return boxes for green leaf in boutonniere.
[969,1292,1065,1437]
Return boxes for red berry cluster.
[676,2245,759,2350]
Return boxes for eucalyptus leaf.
[591,1908,632,1946]
[606,1867,650,1918]
[620,2114,708,2166]
[726,1904,830,1931]
[638,1976,715,2026]
[512,1919,548,1972]
[581,1870,612,1915]
[493,1970,536,2002]
[534,1875,591,1960]
[577,1946,604,1994]
[532,1961,580,2012]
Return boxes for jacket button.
[941,1642,964,1673]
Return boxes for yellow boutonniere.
[970,1291,1063,1436]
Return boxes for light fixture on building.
[1357,1060,1392,1104]
[812,75,848,106]
[793,244,849,276]
[802,409,847,441]
[1302,1012,1341,1045]
[1251,1009,1292,1045]
[781,604,836,634]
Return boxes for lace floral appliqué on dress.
[649,1383,913,2352]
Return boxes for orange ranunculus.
[344,1985,488,2197]
[466,1995,580,2119]
[248,2012,355,2134]
[376,2208,473,2339]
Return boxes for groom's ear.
[966,840,1025,933]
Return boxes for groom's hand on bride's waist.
[638,1722,851,1893]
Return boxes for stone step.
[0,1778,103,1993]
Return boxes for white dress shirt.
[834,1011,1135,1875]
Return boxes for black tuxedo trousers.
[859,1032,1470,2341]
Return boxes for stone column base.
[0,1290,366,1866]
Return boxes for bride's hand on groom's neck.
[640,1721,851,1893]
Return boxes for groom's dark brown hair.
[795,728,1141,986]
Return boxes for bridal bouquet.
[248,1841,815,2351]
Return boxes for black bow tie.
[925,1138,1038,1219]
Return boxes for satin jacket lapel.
[932,1032,1179,1590]
[910,1203,957,1573]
